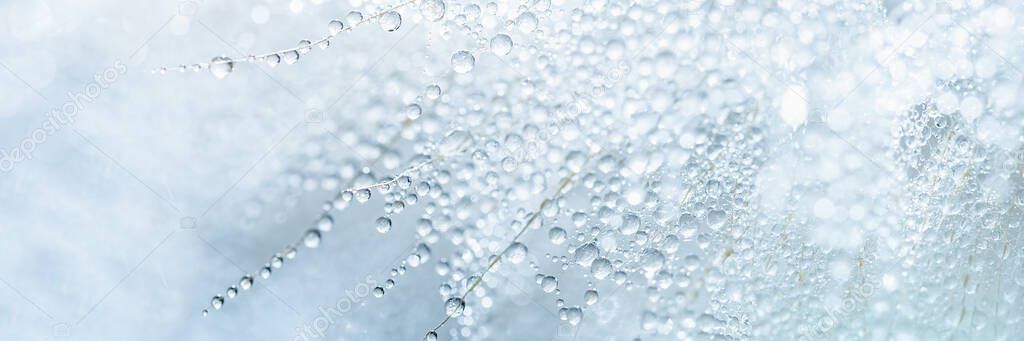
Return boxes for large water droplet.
[379,11,402,32]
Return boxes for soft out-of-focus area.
[2,1,1024,340]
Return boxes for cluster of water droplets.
[181,0,1024,339]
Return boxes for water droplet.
[355,189,372,202]
[317,214,334,231]
[226,286,237,299]
[376,216,393,233]
[379,11,402,32]
[425,84,442,99]
[620,213,640,235]
[590,257,613,279]
[445,297,465,316]
[489,34,513,56]
[260,266,272,279]
[420,0,446,21]
[346,11,363,25]
[541,275,558,292]
[549,227,567,244]
[404,103,422,120]
[505,242,528,264]
[373,286,385,297]
[239,276,253,290]
[451,50,475,73]
[424,331,438,341]
[296,40,312,54]
[573,243,600,267]
[210,56,233,79]
[265,54,281,67]
[584,289,599,305]
[211,295,224,309]
[281,51,300,64]
[516,12,538,33]
[328,20,345,36]
[303,229,321,248]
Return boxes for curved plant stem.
[428,155,590,334]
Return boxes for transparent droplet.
[425,84,442,99]
[541,275,558,292]
[489,34,513,56]
[276,51,298,66]
[424,331,438,341]
[373,286,385,297]
[505,242,528,264]
[211,295,224,309]
[355,189,372,202]
[420,0,446,21]
[445,297,465,316]
[346,11,363,25]
[210,56,233,79]
[451,50,475,73]
[239,276,253,290]
[260,266,272,279]
[266,54,281,67]
[404,103,423,120]
[573,243,600,267]
[296,40,313,54]
[328,20,345,36]
[548,227,567,244]
[303,229,322,248]
[584,289,599,305]
[226,286,237,299]
[590,257,613,279]
[317,214,334,232]
[379,11,402,32]
[376,216,393,233]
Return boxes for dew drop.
[541,275,558,292]
[281,51,300,65]
[404,103,423,120]
[489,34,513,56]
[573,243,600,267]
[420,0,446,21]
[584,289,599,305]
[424,331,438,341]
[445,297,465,316]
[265,54,281,67]
[373,286,385,297]
[451,50,475,74]
[590,257,613,279]
[346,11,363,25]
[303,229,321,248]
[548,227,567,244]
[379,11,402,32]
[296,40,312,54]
[239,276,253,290]
[211,295,224,309]
[210,56,233,79]
[505,242,528,264]
[376,216,393,233]
[327,20,345,36]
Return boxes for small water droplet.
[328,20,345,36]
[489,34,513,56]
[451,50,475,73]
[303,229,322,248]
[210,56,233,79]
